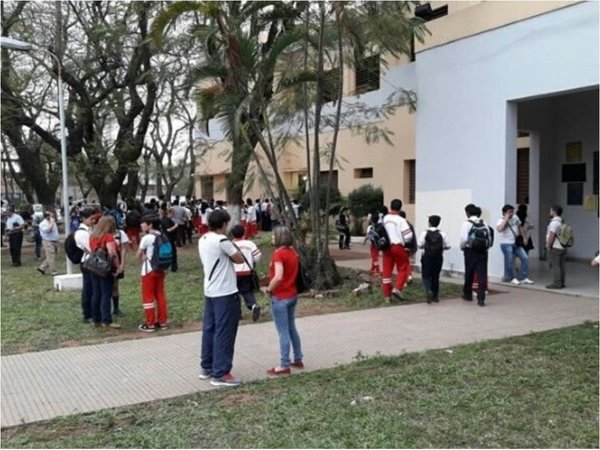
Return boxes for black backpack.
[373,222,390,251]
[424,230,444,256]
[467,220,493,252]
[64,227,86,264]
[404,222,418,255]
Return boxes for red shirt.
[269,246,299,299]
[89,234,116,252]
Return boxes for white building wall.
[415,2,599,279]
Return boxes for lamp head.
[0,37,33,51]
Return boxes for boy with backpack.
[136,215,172,332]
[418,215,450,303]
[459,204,493,307]
[364,212,381,276]
[230,224,262,322]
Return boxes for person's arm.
[417,231,426,249]
[221,239,244,264]
[251,243,262,263]
[497,216,509,232]
[136,238,146,261]
[266,261,284,293]
[546,223,557,248]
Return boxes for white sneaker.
[510,278,520,285]
[521,278,534,285]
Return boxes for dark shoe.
[155,322,168,330]
[478,301,485,307]
[433,297,439,303]
[426,292,433,304]
[37,268,45,275]
[102,323,121,329]
[545,284,563,289]
[290,360,304,369]
[210,373,242,387]
[251,304,261,322]
[83,318,94,324]
[113,309,123,317]
[138,324,156,332]
[198,369,212,380]
[462,295,473,301]
[267,367,291,376]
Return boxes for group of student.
[363,199,573,308]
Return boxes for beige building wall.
[194,1,577,221]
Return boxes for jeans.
[91,272,114,324]
[271,297,303,368]
[81,267,94,321]
[500,243,529,280]
[201,293,240,378]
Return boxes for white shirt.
[496,217,521,245]
[246,205,256,222]
[139,232,158,276]
[232,239,262,274]
[201,208,212,224]
[292,203,300,218]
[115,229,130,250]
[383,213,413,245]
[74,223,91,262]
[39,218,59,241]
[5,214,24,231]
[546,216,563,249]
[417,227,451,250]
[198,231,239,297]
[460,216,490,249]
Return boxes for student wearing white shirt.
[459,204,491,306]
[231,224,262,321]
[75,207,96,323]
[418,215,451,303]
[381,199,414,302]
[244,198,257,238]
[496,204,534,286]
[545,205,566,289]
[37,210,60,275]
[198,209,244,387]
[5,207,25,266]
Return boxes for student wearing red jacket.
[265,226,304,375]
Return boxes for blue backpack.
[150,233,173,271]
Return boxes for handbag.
[507,222,525,248]
[82,248,113,277]
[525,236,534,251]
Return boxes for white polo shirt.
[246,205,256,222]
[198,232,239,297]
[139,232,157,276]
[383,212,413,245]
[546,216,563,249]
[232,238,262,275]
[496,217,521,245]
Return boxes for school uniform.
[459,216,490,305]
[418,227,450,302]
[381,212,413,298]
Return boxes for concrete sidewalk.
[1,284,598,428]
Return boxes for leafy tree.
[348,184,384,220]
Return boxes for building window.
[354,167,373,179]
[323,68,341,103]
[405,159,415,204]
[355,54,380,94]
[320,170,339,190]
[201,176,214,200]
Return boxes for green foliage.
[300,186,343,216]
[2,324,598,448]
[347,184,383,220]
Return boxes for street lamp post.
[1,36,72,274]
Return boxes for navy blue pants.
[463,249,488,302]
[421,254,443,299]
[91,272,114,325]
[81,267,94,321]
[201,293,240,378]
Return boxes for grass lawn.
[2,323,598,448]
[0,234,463,355]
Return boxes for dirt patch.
[222,393,259,407]
[329,249,370,261]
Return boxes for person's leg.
[240,290,257,310]
[81,268,94,321]
[271,298,291,368]
[394,245,410,291]
[39,240,51,272]
[141,272,157,327]
[558,249,566,287]
[14,232,22,265]
[370,245,380,273]
[431,256,443,300]
[112,277,121,315]
[338,232,344,250]
[500,243,515,280]
[170,239,178,271]
[156,272,168,326]
[200,296,215,372]
[381,249,393,298]
[344,229,350,249]
[514,245,529,280]
[421,255,433,298]
[34,231,42,259]
[475,253,487,303]
[212,293,241,378]
[100,275,114,325]
[549,248,562,287]
[286,298,303,363]
[47,241,57,273]
[463,251,475,300]
[8,233,18,264]
[91,273,102,322]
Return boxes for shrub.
[348,184,384,220]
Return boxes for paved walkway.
[1,247,598,427]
